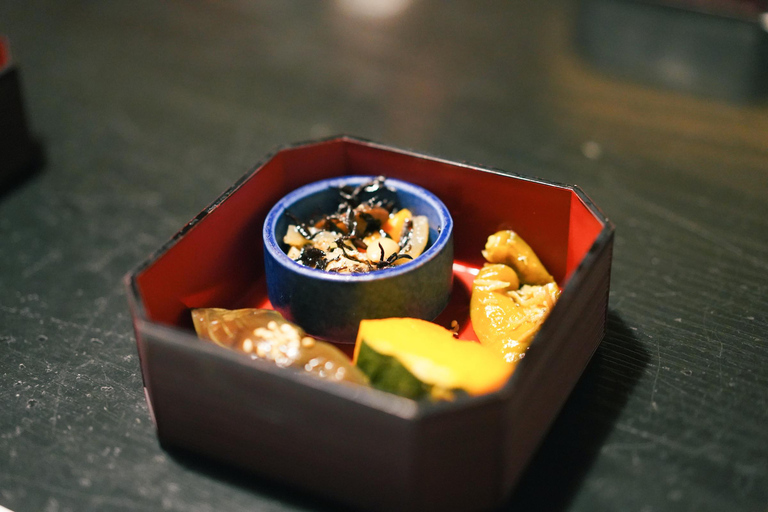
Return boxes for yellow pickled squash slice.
[191,308,368,385]
[482,230,554,285]
[353,318,514,400]
[470,264,560,364]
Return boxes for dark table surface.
[1,1,767,511]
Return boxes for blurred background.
[1,1,766,511]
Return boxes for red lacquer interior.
[135,138,605,343]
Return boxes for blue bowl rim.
[263,175,453,283]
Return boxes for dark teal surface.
[1,1,766,511]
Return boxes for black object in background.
[0,37,41,191]
[577,0,768,102]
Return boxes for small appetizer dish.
[125,136,614,512]
[263,175,454,343]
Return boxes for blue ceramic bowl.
[263,176,454,344]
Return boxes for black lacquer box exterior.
[125,136,614,512]
[0,38,40,188]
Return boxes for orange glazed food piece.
[471,231,560,364]
[481,230,555,285]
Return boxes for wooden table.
[1,1,766,511]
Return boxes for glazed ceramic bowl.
[262,175,454,343]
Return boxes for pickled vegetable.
[471,231,560,363]
[191,308,368,385]
[382,208,412,241]
[354,318,514,400]
[482,230,554,285]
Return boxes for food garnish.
[191,308,368,385]
[283,176,429,273]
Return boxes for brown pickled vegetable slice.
[191,308,368,385]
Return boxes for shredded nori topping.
[297,246,327,269]
[285,176,414,272]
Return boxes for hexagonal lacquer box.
[125,136,613,512]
